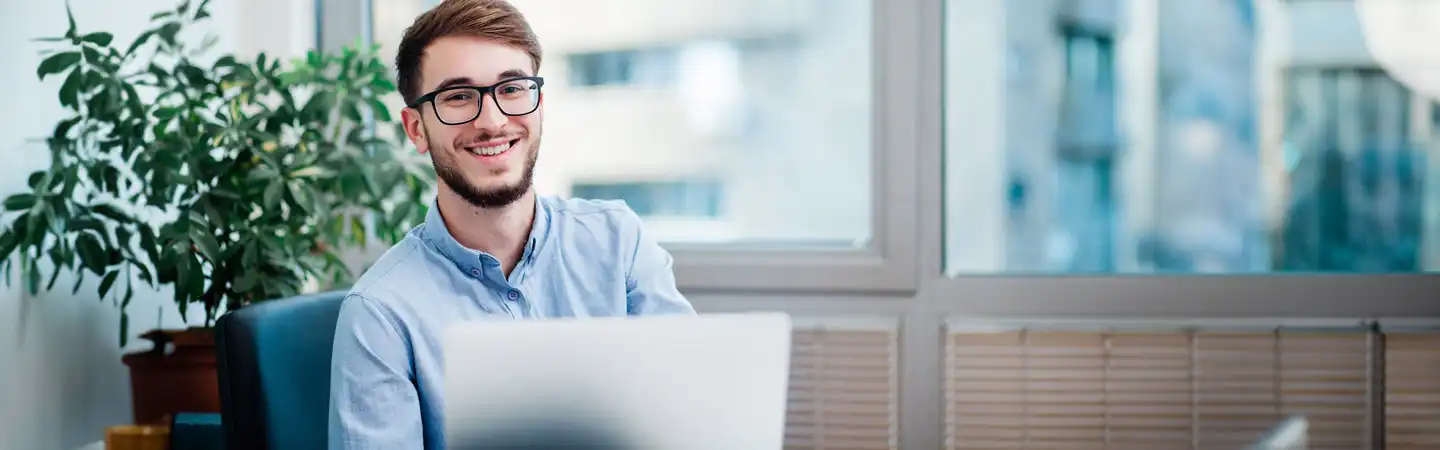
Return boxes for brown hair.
[394,0,543,105]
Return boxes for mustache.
[453,130,525,147]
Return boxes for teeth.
[467,141,510,156]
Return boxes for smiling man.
[326,1,696,448]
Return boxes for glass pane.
[373,0,873,246]
[945,0,1440,274]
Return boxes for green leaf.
[36,52,81,80]
[3,193,36,211]
[0,232,17,263]
[233,270,258,292]
[351,216,366,247]
[93,203,133,223]
[367,98,393,121]
[263,182,283,210]
[98,270,119,299]
[59,68,83,108]
[192,229,221,264]
[46,258,63,291]
[82,45,103,64]
[64,2,77,39]
[158,22,182,46]
[301,91,337,121]
[25,256,41,297]
[179,64,208,86]
[123,83,144,117]
[53,117,81,141]
[70,217,108,240]
[119,311,129,347]
[125,29,156,57]
[139,226,159,263]
[133,262,153,286]
[71,269,87,294]
[343,101,362,122]
[370,76,398,92]
[175,252,191,303]
[76,233,106,275]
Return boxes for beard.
[427,129,540,209]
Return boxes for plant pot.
[121,327,222,425]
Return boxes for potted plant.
[0,0,433,424]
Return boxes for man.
[327,0,696,448]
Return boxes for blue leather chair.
[216,291,348,450]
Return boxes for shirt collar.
[419,196,551,276]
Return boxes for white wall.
[0,0,306,447]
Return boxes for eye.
[442,92,473,103]
[497,85,525,96]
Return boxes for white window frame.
[339,0,922,294]
[665,0,924,294]
[924,0,1440,320]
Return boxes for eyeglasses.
[407,76,545,125]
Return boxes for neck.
[435,185,536,276]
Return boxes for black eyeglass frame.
[407,76,546,125]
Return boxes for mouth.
[463,138,520,159]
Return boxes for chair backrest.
[216,291,348,450]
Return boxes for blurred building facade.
[992,0,1436,273]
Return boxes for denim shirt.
[327,196,696,449]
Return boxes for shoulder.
[343,234,435,312]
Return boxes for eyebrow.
[432,69,532,91]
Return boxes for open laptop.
[441,312,793,450]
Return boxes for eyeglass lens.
[434,78,542,124]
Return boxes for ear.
[401,107,429,154]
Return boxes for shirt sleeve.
[622,209,698,316]
[328,294,424,449]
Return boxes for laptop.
[441,312,793,450]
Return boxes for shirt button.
[507,290,520,301]
[469,268,481,277]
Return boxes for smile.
[464,139,519,157]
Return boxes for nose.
[471,92,507,131]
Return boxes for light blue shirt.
[327,195,696,449]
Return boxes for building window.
[570,180,723,218]
[567,48,681,87]
[1052,24,1119,272]
[1281,68,1424,271]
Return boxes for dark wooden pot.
[121,327,221,425]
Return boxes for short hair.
[394,0,543,105]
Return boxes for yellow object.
[104,425,169,450]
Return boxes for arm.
[328,294,424,449]
[622,210,697,316]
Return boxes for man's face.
[402,35,543,209]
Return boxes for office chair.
[216,291,348,450]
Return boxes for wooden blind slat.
[946,328,1376,450]
[786,325,897,450]
[1385,331,1440,450]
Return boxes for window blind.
[1384,331,1440,450]
[945,327,1372,450]
[786,323,899,450]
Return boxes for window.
[570,180,723,218]
[566,48,680,87]
[945,0,1439,276]
[370,0,916,292]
